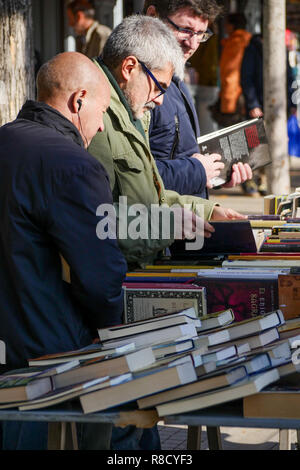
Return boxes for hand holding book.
[192,153,252,189]
[191,153,225,189]
[197,118,271,187]
[222,162,253,188]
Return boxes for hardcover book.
[123,284,206,323]
[192,276,279,320]
[197,118,271,187]
[260,241,300,252]
[170,221,258,257]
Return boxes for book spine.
[261,243,300,252]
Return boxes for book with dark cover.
[260,241,300,252]
[192,277,279,321]
[170,221,257,258]
[197,118,271,187]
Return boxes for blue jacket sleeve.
[156,156,207,198]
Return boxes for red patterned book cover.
[193,277,278,322]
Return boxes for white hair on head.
[102,14,185,79]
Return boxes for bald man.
[0,52,127,450]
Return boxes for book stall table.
[0,402,159,450]
[0,401,299,450]
[164,401,300,450]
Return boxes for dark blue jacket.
[149,76,208,199]
[241,35,294,115]
[0,100,127,370]
[241,35,264,114]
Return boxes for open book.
[197,118,271,187]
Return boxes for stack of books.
[263,189,300,218]
[0,307,299,419]
[125,263,289,322]
[259,223,300,253]
[2,193,300,419]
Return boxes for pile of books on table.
[0,306,299,420]
[1,200,300,419]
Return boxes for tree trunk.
[263,0,291,195]
[0,0,35,126]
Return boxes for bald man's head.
[37,52,105,102]
[36,52,110,147]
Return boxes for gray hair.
[102,15,185,79]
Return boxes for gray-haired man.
[89,14,245,267]
[88,13,246,451]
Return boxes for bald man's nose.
[98,120,105,133]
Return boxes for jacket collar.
[85,20,99,44]
[17,100,84,147]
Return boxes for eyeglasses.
[138,60,166,99]
[166,17,213,43]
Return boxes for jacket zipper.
[170,115,179,160]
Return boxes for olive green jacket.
[89,60,216,265]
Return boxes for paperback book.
[197,118,271,187]
[156,368,280,417]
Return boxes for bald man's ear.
[120,56,139,83]
[70,90,87,114]
[146,6,158,17]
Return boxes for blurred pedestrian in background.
[218,13,251,126]
[67,0,111,59]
